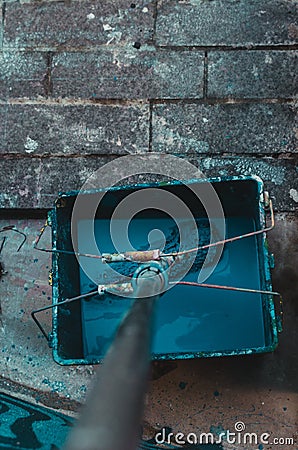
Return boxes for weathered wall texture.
[0,0,297,211]
[0,0,297,448]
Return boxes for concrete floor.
[0,214,297,448]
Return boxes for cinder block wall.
[0,0,297,210]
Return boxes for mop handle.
[64,268,165,450]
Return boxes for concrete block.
[0,104,149,155]
[3,0,155,49]
[208,51,298,98]
[51,49,204,99]
[152,103,297,154]
[0,52,47,99]
[156,0,298,46]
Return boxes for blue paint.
[78,215,265,360]
[210,424,227,438]
[0,393,73,449]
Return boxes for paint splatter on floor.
[0,393,72,449]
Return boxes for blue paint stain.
[79,217,265,359]
[0,393,73,449]
[210,425,226,437]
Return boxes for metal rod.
[31,291,98,341]
[0,237,6,255]
[173,281,283,330]
[34,220,103,259]
[0,226,27,252]
[162,198,275,258]
[34,199,275,262]
[64,275,162,450]
[173,280,280,296]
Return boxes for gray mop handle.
[64,275,162,450]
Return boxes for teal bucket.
[45,175,281,365]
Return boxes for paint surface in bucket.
[77,216,265,359]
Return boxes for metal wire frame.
[34,200,274,261]
[174,281,283,330]
[0,237,6,276]
[0,236,6,254]
[0,226,27,252]
[93,280,284,330]
[162,199,274,258]
[34,221,103,259]
[31,290,98,341]
[32,199,282,339]
[0,226,27,277]
[31,277,283,342]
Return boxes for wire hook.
[0,225,27,252]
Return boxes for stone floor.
[0,0,297,448]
